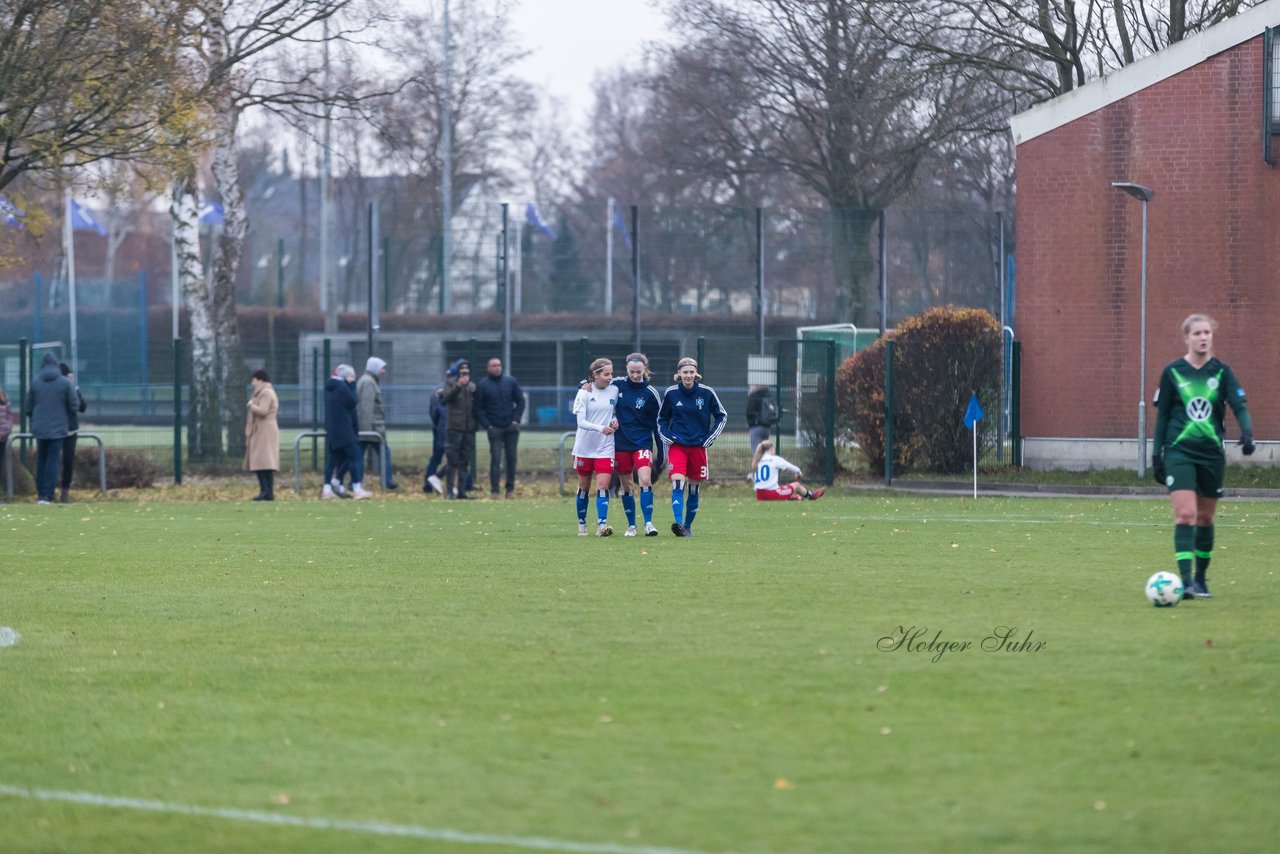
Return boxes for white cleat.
[321,486,338,500]
[624,526,638,537]
[426,474,443,494]
[644,522,659,537]
[597,524,613,538]
[351,486,372,500]
[578,523,588,537]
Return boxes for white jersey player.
[571,358,620,535]
[751,439,824,501]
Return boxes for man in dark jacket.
[58,362,88,503]
[322,364,370,499]
[24,353,79,504]
[423,369,448,494]
[746,384,777,454]
[441,359,477,499]
[474,357,526,499]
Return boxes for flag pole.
[972,422,978,499]
[64,189,79,374]
[605,197,614,315]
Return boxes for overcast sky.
[507,0,670,119]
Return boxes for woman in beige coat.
[245,369,280,500]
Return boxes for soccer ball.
[1145,571,1184,607]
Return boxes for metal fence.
[1,197,1014,492]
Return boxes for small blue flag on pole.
[963,392,985,430]
[199,199,224,225]
[69,198,107,235]
[524,202,556,239]
[612,206,633,251]
[0,194,25,228]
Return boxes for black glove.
[1240,430,1256,456]
[1151,453,1166,484]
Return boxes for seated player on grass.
[751,440,824,501]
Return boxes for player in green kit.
[1151,314,1255,599]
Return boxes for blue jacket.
[429,384,447,433]
[658,381,727,448]
[474,373,526,429]
[612,377,662,451]
[324,376,360,448]
[24,359,78,439]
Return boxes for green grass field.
[2,491,1278,853]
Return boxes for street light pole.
[1112,182,1155,478]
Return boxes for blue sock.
[671,484,685,527]
[640,486,654,525]
[576,489,588,524]
[685,483,700,530]
[621,492,636,527]
[596,489,610,525]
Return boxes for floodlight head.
[1111,181,1155,202]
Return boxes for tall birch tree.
[171,0,379,462]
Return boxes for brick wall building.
[1010,3,1279,469]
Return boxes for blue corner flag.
[69,198,107,236]
[963,392,985,430]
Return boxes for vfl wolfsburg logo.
[1186,397,1213,422]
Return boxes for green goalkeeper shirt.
[1152,357,1252,463]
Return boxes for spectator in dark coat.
[474,357,526,498]
[24,353,78,504]
[322,364,370,499]
[423,369,448,494]
[57,362,87,503]
[441,359,477,499]
[746,384,776,454]
[0,385,13,504]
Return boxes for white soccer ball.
[1145,571,1184,607]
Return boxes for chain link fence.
[1,199,1012,492]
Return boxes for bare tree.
[647,0,1002,324]
[886,0,1256,104]
[370,0,535,312]
[170,0,386,462]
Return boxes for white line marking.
[0,784,731,854]
[822,514,1263,528]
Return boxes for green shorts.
[1163,450,1225,498]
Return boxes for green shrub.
[838,307,1002,475]
[836,341,898,476]
[73,446,159,490]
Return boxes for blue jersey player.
[609,353,664,536]
[657,357,726,537]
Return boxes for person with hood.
[745,383,778,454]
[441,358,477,499]
[0,384,13,503]
[323,364,370,499]
[24,353,79,504]
[474,356,526,499]
[244,369,280,501]
[657,357,727,537]
[56,362,88,503]
[423,367,449,494]
[357,356,397,490]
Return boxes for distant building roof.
[1011,0,1280,145]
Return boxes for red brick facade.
[1015,35,1278,442]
